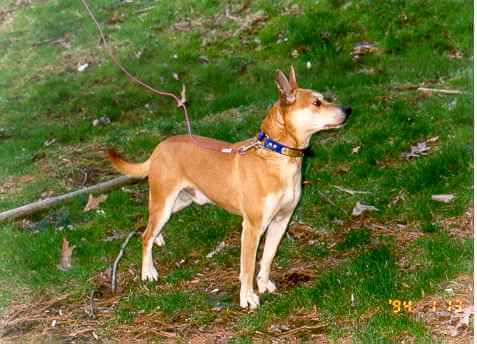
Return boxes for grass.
[0,0,473,341]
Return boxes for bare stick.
[111,230,138,294]
[333,185,371,196]
[0,176,138,222]
[417,87,463,95]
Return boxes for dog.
[108,66,351,309]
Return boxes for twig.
[316,190,348,217]
[333,185,371,196]
[417,87,463,95]
[0,176,137,222]
[87,289,96,319]
[111,230,138,294]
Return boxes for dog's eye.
[313,99,322,107]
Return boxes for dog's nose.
[343,107,352,117]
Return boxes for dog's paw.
[154,234,165,247]
[141,266,159,282]
[257,277,277,294]
[240,289,260,310]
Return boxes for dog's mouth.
[324,120,347,129]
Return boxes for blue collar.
[257,130,305,158]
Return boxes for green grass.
[0,0,473,341]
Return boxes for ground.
[0,0,473,342]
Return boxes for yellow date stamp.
[388,299,464,314]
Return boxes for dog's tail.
[107,148,150,179]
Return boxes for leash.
[79,0,260,154]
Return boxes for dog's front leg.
[257,213,292,294]
[239,219,262,309]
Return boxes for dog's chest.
[275,161,302,211]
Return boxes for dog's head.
[269,66,351,147]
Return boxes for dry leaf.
[352,201,378,216]
[432,194,455,203]
[351,41,380,61]
[77,63,89,72]
[44,138,56,147]
[206,241,225,258]
[58,238,74,271]
[449,306,473,337]
[352,146,361,154]
[84,194,108,212]
[403,137,439,159]
[426,136,439,143]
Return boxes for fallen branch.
[417,87,463,95]
[0,176,138,222]
[111,230,138,294]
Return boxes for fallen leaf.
[92,116,111,127]
[351,41,380,61]
[77,63,89,72]
[352,146,361,154]
[426,136,439,143]
[58,238,74,271]
[84,194,108,212]
[403,141,430,159]
[102,232,126,242]
[449,306,473,337]
[206,241,225,258]
[352,201,378,216]
[432,194,455,203]
[448,48,463,59]
[44,138,56,147]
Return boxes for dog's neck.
[260,103,310,150]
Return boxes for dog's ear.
[276,69,296,105]
[288,65,298,91]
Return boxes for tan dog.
[108,66,351,309]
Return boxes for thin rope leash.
[79,0,260,154]
[80,0,191,135]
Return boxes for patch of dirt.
[439,205,473,239]
[1,205,472,342]
[260,307,330,342]
[412,274,473,343]
[0,174,35,198]
[37,143,116,189]
[160,1,301,49]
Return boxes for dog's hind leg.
[257,213,293,294]
[153,190,193,248]
[141,189,178,281]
